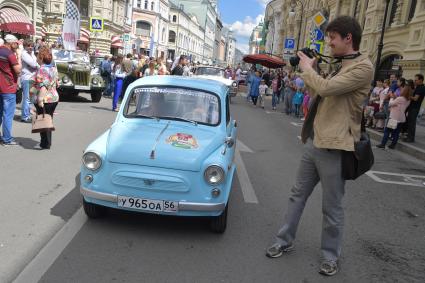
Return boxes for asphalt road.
[2,93,425,283]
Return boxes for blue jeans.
[272,91,279,108]
[381,122,401,146]
[104,75,113,96]
[113,78,123,110]
[0,93,16,143]
[21,80,32,121]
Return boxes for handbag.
[386,118,398,129]
[374,111,386,119]
[341,111,374,180]
[32,108,55,133]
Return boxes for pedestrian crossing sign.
[90,17,104,32]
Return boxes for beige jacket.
[300,54,374,151]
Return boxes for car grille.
[111,173,189,192]
[74,71,89,86]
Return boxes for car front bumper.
[81,186,226,213]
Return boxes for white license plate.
[75,85,91,90]
[117,196,178,213]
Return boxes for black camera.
[289,48,317,67]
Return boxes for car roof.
[130,75,229,96]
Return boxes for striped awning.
[0,8,34,35]
[79,28,90,43]
[41,25,47,37]
[111,35,123,49]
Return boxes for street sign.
[284,38,295,49]
[90,17,104,32]
[313,12,326,27]
[313,28,324,41]
[123,34,130,42]
[309,41,324,53]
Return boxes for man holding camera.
[266,16,373,276]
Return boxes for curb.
[367,128,425,162]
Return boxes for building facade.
[132,0,169,58]
[249,22,264,54]
[264,0,284,56]
[265,0,425,79]
[168,1,204,62]
[40,0,132,54]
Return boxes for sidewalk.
[364,118,425,162]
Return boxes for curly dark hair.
[325,16,362,51]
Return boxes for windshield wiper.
[158,116,198,126]
[129,114,160,121]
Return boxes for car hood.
[107,121,223,171]
[194,75,233,86]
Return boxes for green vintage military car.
[52,49,105,102]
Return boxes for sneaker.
[376,144,385,149]
[33,144,44,150]
[388,144,396,149]
[2,141,19,146]
[21,119,32,123]
[319,260,338,276]
[265,243,294,258]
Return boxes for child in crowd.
[258,79,268,109]
[292,89,304,117]
[375,79,390,129]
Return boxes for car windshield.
[195,67,224,77]
[52,49,90,63]
[125,87,220,126]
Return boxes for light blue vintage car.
[80,76,238,233]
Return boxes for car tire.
[210,204,228,233]
[83,198,106,218]
[91,91,102,103]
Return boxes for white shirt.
[259,84,268,95]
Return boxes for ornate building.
[0,0,46,37]
[265,0,425,79]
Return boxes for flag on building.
[62,0,80,50]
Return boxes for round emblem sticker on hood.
[166,133,199,149]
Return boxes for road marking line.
[13,208,87,283]
[365,171,425,187]
[290,122,303,127]
[235,140,258,204]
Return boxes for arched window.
[169,31,176,43]
[151,1,154,11]
[136,21,151,37]
[172,15,177,22]
[144,0,148,9]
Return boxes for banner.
[62,0,80,50]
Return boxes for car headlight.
[92,77,99,85]
[204,165,225,185]
[82,151,102,171]
[62,75,70,83]
[232,82,237,87]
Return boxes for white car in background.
[193,66,238,100]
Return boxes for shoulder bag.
[341,110,374,180]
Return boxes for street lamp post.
[373,0,391,83]
[289,0,305,51]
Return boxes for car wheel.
[83,198,106,218]
[210,204,228,233]
[91,91,102,103]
